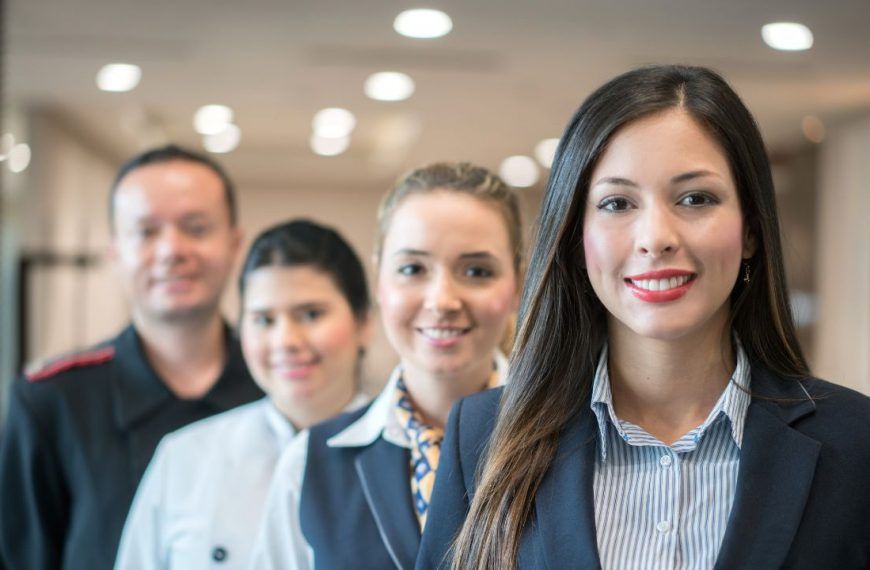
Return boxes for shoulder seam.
[26,346,116,382]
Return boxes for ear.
[357,311,376,348]
[742,225,757,259]
[229,226,244,257]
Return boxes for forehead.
[383,190,512,257]
[112,159,229,223]
[243,265,345,308]
[592,110,731,183]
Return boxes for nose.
[274,317,305,351]
[153,226,192,262]
[423,272,463,314]
[636,203,680,258]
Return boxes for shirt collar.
[327,351,509,449]
[590,338,752,460]
[263,392,370,449]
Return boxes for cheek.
[240,328,270,384]
[475,280,518,323]
[582,227,612,275]
[377,280,416,328]
[702,217,745,273]
[311,318,360,358]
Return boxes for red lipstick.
[624,269,696,303]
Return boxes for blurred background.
[2,0,869,416]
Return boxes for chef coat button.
[212,546,228,562]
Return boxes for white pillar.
[814,114,870,395]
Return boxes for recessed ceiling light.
[312,108,357,138]
[310,133,350,156]
[394,8,453,39]
[8,143,32,173]
[96,63,142,92]
[194,105,234,135]
[203,124,241,154]
[499,155,539,188]
[534,138,560,169]
[365,72,416,102]
[761,22,814,51]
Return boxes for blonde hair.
[375,162,523,274]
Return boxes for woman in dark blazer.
[249,162,523,569]
[418,65,870,569]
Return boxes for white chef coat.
[247,352,508,570]
[114,394,369,570]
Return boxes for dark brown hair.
[451,64,808,569]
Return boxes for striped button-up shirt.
[591,343,751,570]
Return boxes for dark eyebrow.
[392,248,429,257]
[671,170,720,184]
[459,251,496,260]
[592,176,638,188]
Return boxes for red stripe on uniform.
[26,347,116,382]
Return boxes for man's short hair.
[109,144,238,229]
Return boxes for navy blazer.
[417,366,870,569]
[300,404,421,570]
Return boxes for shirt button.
[659,455,672,467]
[656,521,671,533]
[212,546,228,562]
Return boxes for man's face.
[109,159,241,324]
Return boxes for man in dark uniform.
[0,145,263,569]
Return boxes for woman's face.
[582,109,754,342]
[377,190,519,383]
[240,265,369,422]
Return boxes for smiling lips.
[272,360,318,380]
[625,269,697,303]
[417,326,471,348]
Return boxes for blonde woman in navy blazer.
[418,65,870,569]
[249,162,523,569]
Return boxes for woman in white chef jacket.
[248,162,523,570]
[114,219,373,569]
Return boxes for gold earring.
[743,261,751,284]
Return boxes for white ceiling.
[8,0,870,190]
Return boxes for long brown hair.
[451,65,809,569]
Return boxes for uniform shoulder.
[452,387,503,451]
[802,377,870,428]
[161,399,268,449]
[23,344,116,383]
[309,401,372,441]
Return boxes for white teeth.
[632,275,690,291]
[421,328,465,339]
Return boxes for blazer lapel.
[355,437,420,570]
[534,408,602,569]
[715,367,820,569]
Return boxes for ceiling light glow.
[8,143,32,173]
[96,63,142,92]
[310,133,350,156]
[394,8,453,39]
[203,124,241,154]
[365,72,416,102]
[499,155,539,188]
[534,138,560,169]
[761,22,814,51]
[312,108,357,138]
[194,105,234,135]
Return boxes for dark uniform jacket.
[0,324,262,570]
[416,366,870,570]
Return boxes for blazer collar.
[354,436,420,570]
[111,322,253,430]
[533,363,818,569]
[328,351,510,449]
[534,404,603,569]
[715,364,819,569]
